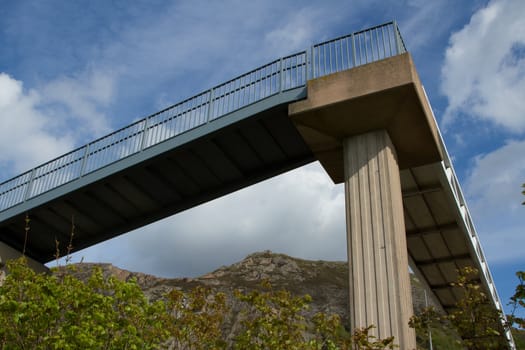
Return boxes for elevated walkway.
[0,21,514,348]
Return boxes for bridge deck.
[0,21,513,347]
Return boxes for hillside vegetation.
[1,250,519,349]
[59,251,460,348]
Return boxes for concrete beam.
[0,241,49,281]
[343,130,416,348]
[289,53,444,183]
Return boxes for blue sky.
[1,0,524,315]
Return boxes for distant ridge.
[59,251,440,331]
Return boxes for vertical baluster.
[182,101,189,131]
[340,39,344,70]
[256,69,261,100]
[101,139,107,168]
[184,101,189,131]
[178,104,185,133]
[260,67,264,98]
[174,107,180,136]
[278,57,283,93]
[269,64,273,94]
[0,186,5,210]
[200,95,205,123]
[207,88,214,123]
[268,65,272,93]
[221,84,226,115]
[352,33,357,67]
[252,71,257,101]
[227,82,232,114]
[313,46,317,78]
[321,44,324,75]
[23,169,36,201]
[244,76,248,105]
[393,21,403,54]
[154,115,161,144]
[364,31,369,63]
[329,41,333,73]
[285,57,290,90]
[79,144,90,177]
[217,84,226,117]
[293,56,297,87]
[270,63,275,93]
[284,58,288,90]
[334,40,338,72]
[263,66,267,98]
[186,100,192,130]
[306,48,311,80]
[381,26,386,58]
[261,66,265,97]
[231,81,236,112]
[240,75,246,107]
[194,97,199,125]
[297,55,300,86]
[56,160,62,188]
[187,100,192,129]
[375,28,380,60]
[140,118,149,151]
[195,95,201,125]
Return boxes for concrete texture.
[344,130,416,348]
[0,241,49,278]
[289,53,444,184]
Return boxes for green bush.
[0,257,169,349]
[0,258,397,349]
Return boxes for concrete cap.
[289,53,444,183]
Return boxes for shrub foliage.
[0,258,395,350]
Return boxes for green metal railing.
[0,21,406,212]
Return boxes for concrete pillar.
[343,130,416,349]
[0,241,49,285]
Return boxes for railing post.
[311,46,316,79]
[23,169,36,201]
[278,57,284,93]
[393,20,403,54]
[140,118,150,151]
[206,88,214,122]
[304,50,312,81]
[79,144,90,177]
[306,47,313,80]
[351,33,357,67]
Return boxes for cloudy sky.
[1,0,524,313]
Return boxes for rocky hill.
[63,251,438,333]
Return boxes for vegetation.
[0,257,397,349]
[508,271,525,330]
[411,266,525,350]
[0,257,169,349]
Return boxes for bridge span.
[0,22,514,348]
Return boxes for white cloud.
[41,69,114,137]
[400,0,458,50]
[0,70,116,178]
[441,0,525,132]
[264,7,326,55]
[0,73,73,174]
[70,163,347,277]
[464,139,525,263]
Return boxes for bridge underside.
[0,93,314,263]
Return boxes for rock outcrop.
[61,250,438,331]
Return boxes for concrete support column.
[343,130,415,349]
[0,241,49,285]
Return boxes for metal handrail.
[0,21,405,212]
